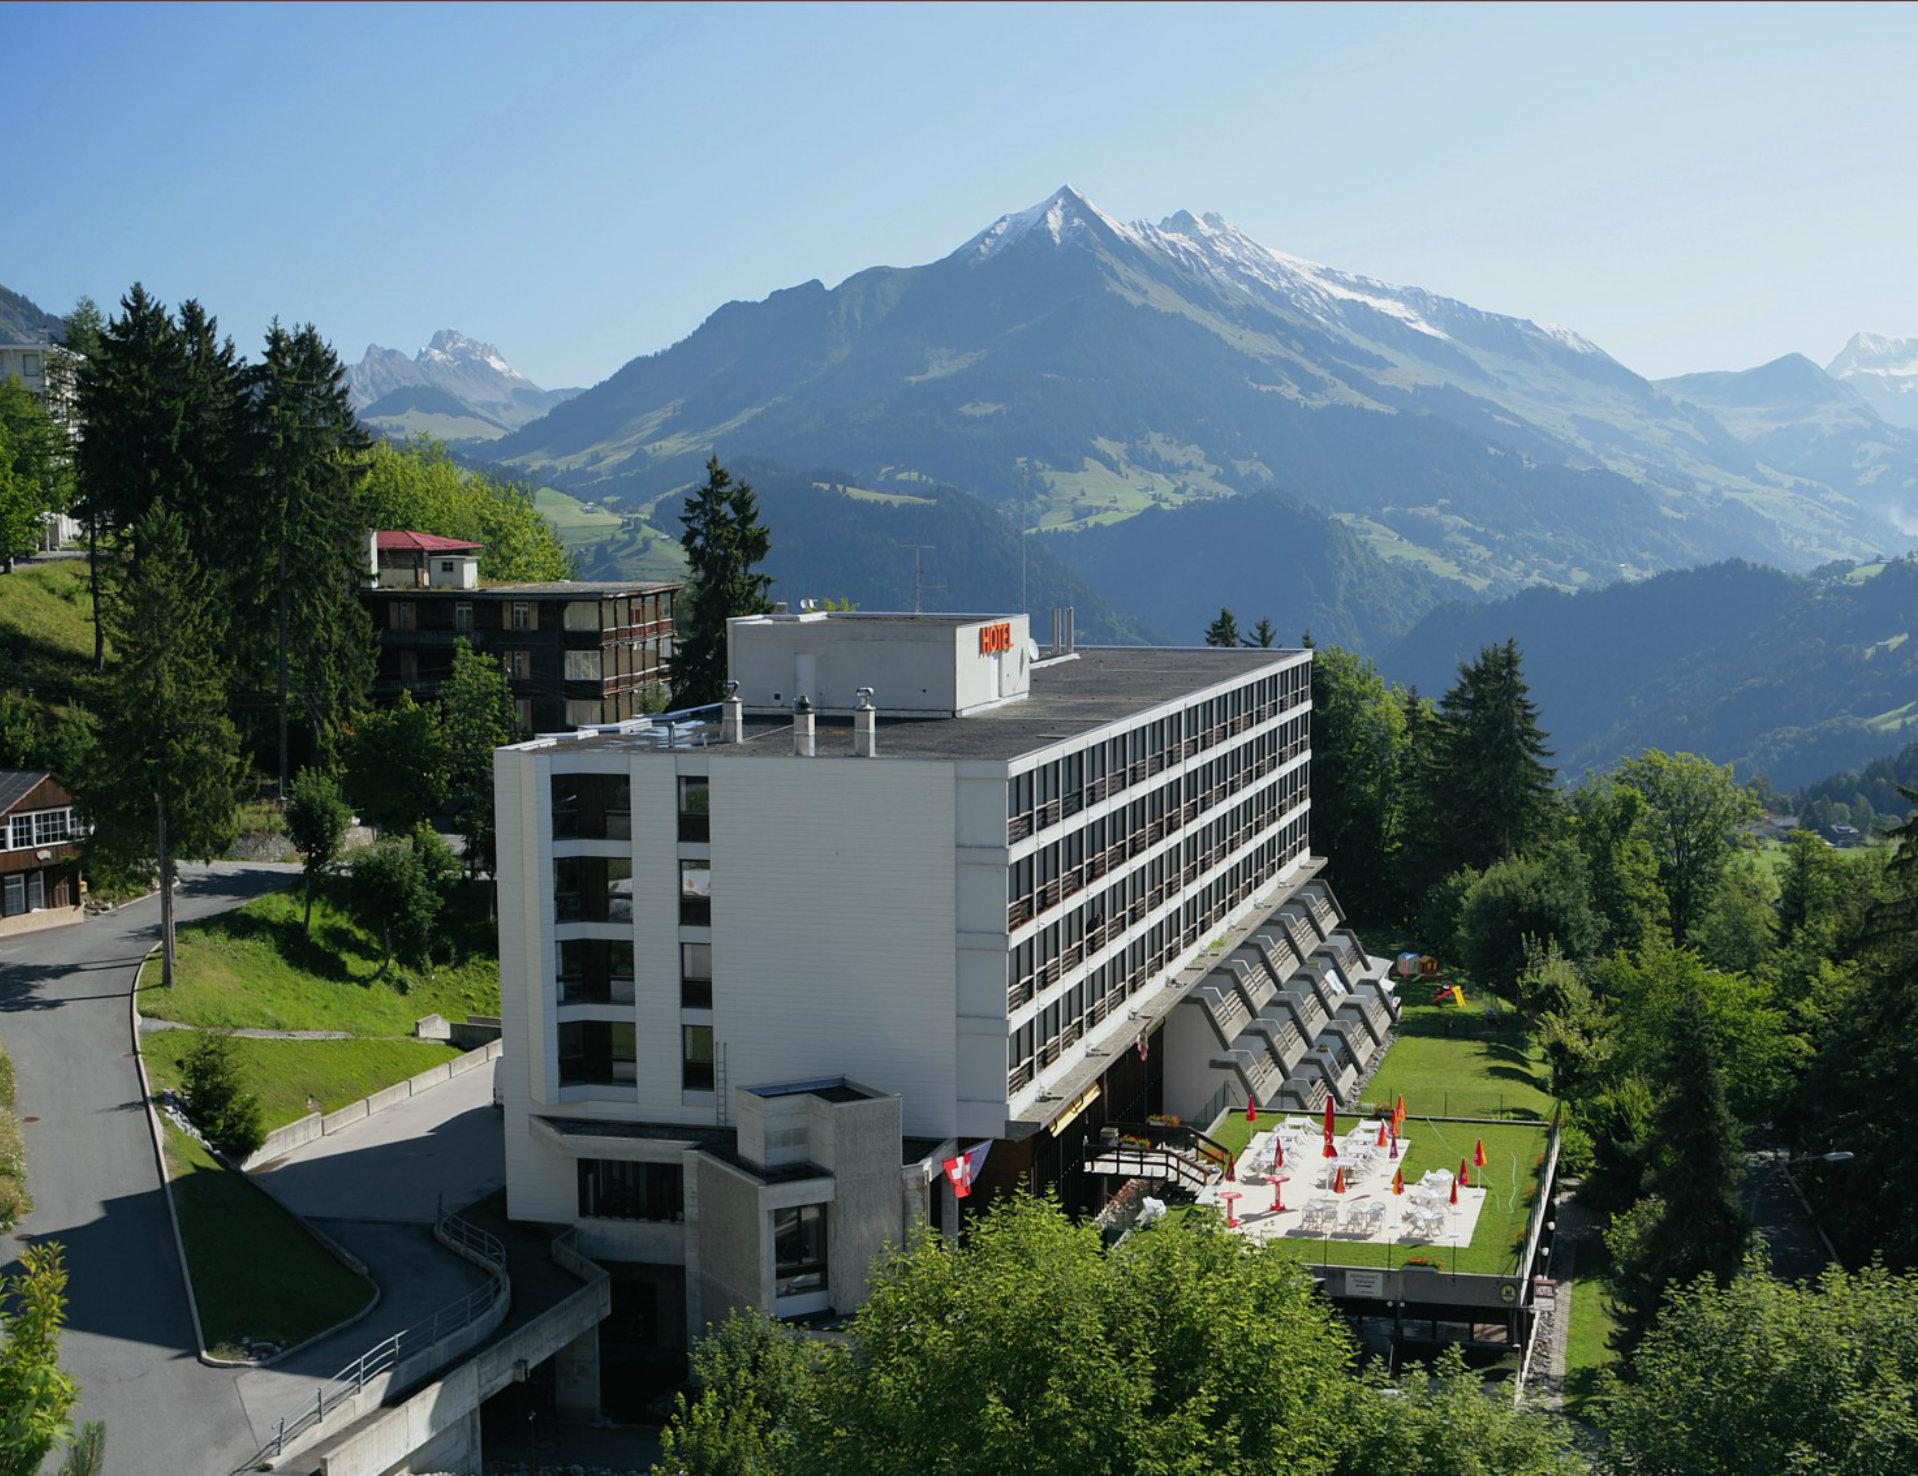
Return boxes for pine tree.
[1203,608,1240,647]
[79,505,240,985]
[73,286,188,671]
[1241,617,1277,649]
[246,322,375,790]
[673,457,773,707]
[1409,640,1556,887]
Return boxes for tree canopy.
[672,456,773,706]
[357,436,569,583]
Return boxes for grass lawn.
[140,880,500,1035]
[1361,993,1553,1122]
[1188,1114,1549,1276]
[144,1033,466,1132]
[1563,1231,1621,1418]
[163,1125,374,1356]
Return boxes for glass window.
[558,1020,636,1087]
[680,941,712,1009]
[515,698,534,730]
[577,1159,683,1221]
[501,650,531,680]
[677,776,709,841]
[554,856,633,923]
[564,601,601,632]
[566,698,604,728]
[511,602,534,631]
[397,650,418,684]
[454,602,473,632]
[20,354,41,377]
[774,1204,828,1295]
[388,601,416,631]
[679,860,711,924]
[1,875,21,916]
[564,649,603,681]
[681,1024,714,1091]
[558,939,635,1005]
[7,815,25,849]
[32,810,69,845]
[25,871,42,911]
[551,773,631,841]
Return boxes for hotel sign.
[978,621,1013,655]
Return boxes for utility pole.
[1019,459,1030,618]
[896,543,943,614]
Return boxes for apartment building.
[493,611,1381,1408]
[359,531,679,731]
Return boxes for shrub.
[180,1033,266,1162]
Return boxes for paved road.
[2,864,294,1475]
[1,863,510,1475]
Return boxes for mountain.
[1383,558,1918,787]
[1828,333,1918,431]
[1659,354,1916,532]
[0,284,64,344]
[490,186,1900,594]
[347,330,580,441]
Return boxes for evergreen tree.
[73,286,188,671]
[1241,617,1277,649]
[169,301,253,580]
[673,456,773,706]
[79,505,240,985]
[1407,640,1556,888]
[1607,989,1750,1348]
[440,637,521,884]
[1203,607,1240,647]
[246,322,375,790]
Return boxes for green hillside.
[0,560,101,709]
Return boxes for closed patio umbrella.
[1392,1167,1404,1195]
[1459,1158,1471,1189]
[1474,1138,1487,1168]
[1247,1097,1259,1124]
[1333,1166,1347,1194]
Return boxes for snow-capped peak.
[1830,331,1918,379]
[421,328,527,382]
[962,185,1143,261]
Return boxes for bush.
[180,1033,266,1162]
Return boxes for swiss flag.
[942,1141,993,1199]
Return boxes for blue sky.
[5,2,1913,388]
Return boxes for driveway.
[1,863,509,1475]
[1,864,295,1475]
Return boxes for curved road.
[1,863,506,1475]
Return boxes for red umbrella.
[1392,1166,1404,1196]
[1274,1139,1285,1169]
[1474,1138,1487,1168]
[1458,1158,1471,1189]
[1226,1156,1237,1183]
[1322,1098,1336,1144]
[1375,1121,1388,1148]
[1394,1094,1406,1129]
[1246,1097,1259,1125]
[1449,1176,1459,1206]
[1322,1139,1338,1159]
[1333,1166,1347,1194]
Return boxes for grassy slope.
[140,883,500,1035]
[1563,1231,1620,1418]
[1362,993,1554,1122]
[144,1033,466,1132]
[163,1125,374,1355]
[0,559,101,706]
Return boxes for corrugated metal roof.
[375,530,485,554]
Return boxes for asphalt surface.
[0,863,509,1475]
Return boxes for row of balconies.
[1006,700,1304,843]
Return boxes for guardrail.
[259,1206,508,1462]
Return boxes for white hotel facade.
[493,611,1388,1401]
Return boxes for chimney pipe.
[721,681,744,744]
[1065,606,1075,653]
[792,696,815,758]
[853,688,877,758]
[1051,608,1062,655]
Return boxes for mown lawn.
[1185,1114,1549,1276]
[1361,992,1553,1122]
[1563,1230,1621,1418]
[140,880,500,1035]
[163,1125,374,1356]
[144,1033,466,1132]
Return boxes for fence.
[260,1206,509,1462]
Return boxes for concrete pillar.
[553,1322,601,1421]
[395,1406,481,1476]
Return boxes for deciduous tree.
[1614,749,1761,947]
[0,1243,80,1476]
[284,769,353,934]
[342,692,448,834]
[440,637,521,883]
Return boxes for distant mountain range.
[1827,332,1918,431]
[346,330,579,441]
[0,284,65,343]
[1383,557,1918,787]
[486,186,1908,597]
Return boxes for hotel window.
[680,941,712,1009]
[558,939,635,1005]
[388,602,416,632]
[774,1204,828,1295]
[564,648,603,682]
[454,602,473,633]
[566,698,605,728]
[557,1020,636,1087]
[679,859,711,925]
[10,815,30,849]
[564,600,601,633]
[32,810,69,846]
[515,699,534,730]
[554,856,633,923]
[577,1159,683,1222]
[681,1024,714,1091]
[502,649,531,680]
[510,602,535,632]
[551,773,631,841]
[677,776,709,842]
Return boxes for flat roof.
[363,580,680,596]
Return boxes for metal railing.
[262,1208,507,1461]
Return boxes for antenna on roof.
[896,543,944,614]
[1019,459,1030,619]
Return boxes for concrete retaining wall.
[243,1039,503,1171]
